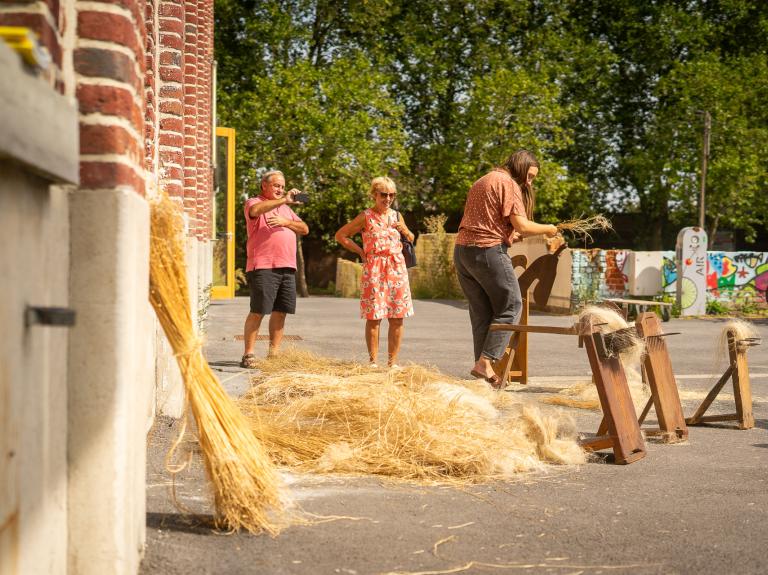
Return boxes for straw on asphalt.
[239,350,586,484]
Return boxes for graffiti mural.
[662,250,767,303]
[707,252,768,303]
[661,251,676,295]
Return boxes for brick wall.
[75,0,148,196]
[1,0,215,232]
[604,249,629,296]
[570,249,606,308]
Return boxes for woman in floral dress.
[335,177,415,368]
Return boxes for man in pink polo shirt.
[240,170,309,368]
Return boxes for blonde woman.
[335,177,414,368]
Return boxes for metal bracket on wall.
[25,306,76,327]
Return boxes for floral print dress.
[360,208,414,320]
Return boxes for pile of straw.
[240,350,585,483]
[149,193,284,534]
[541,306,648,411]
[557,214,613,243]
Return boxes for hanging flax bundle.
[149,192,284,534]
[557,214,613,243]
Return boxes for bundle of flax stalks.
[239,350,585,484]
[557,214,613,242]
[149,193,284,534]
[541,305,649,411]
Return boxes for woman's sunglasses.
[377,191,397,199]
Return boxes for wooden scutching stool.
[633,312,688,442]
[685,326,760,430]
[577,316,647,464]
[490,317,647,464]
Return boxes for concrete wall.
[0,0,217,571]
[573,248,768,310]
[0,36,77,575]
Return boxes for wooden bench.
[604,298,673,322]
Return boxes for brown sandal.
[470,369,504,390]
[240,353,258,369]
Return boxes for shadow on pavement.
[146,512,218,535]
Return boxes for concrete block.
[67,188,150,575]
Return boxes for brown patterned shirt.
[455,169,526,247]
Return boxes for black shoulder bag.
[393,210,416,268]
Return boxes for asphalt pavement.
[140,296,768,575]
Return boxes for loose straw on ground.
[557,214,613,243]
[149,192,284,534]
[239,350,586,484]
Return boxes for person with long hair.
[453,150,559,388]
[335,177,415,368]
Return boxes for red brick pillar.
[196,0,214,240]
[144,0,159,177]
[75,0,147,196]
[157,0,184,201]
[183,0,198,232]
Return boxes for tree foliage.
[215,0,768,266]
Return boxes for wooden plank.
[580,437,614,452]
[580,317,646,464]
[605,298,673,307]
[489,324,579,335]
[730,332,755,430]
[691,414,742,423]
[685,365,733,425]
[636,313,688,442]
[637,396,654,425]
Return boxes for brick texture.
[2,0,215,226]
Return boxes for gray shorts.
[247,268,297,315]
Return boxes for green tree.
[215,1,408,286]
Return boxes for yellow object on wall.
[0,26,50,69]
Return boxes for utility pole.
[699,110,710,230]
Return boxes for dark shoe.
[240,353,258,369]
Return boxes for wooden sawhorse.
[490,317,647,464]
[685,326,760,429]
[595,312,688,443]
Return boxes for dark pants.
[453,243,522,361]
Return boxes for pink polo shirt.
[244,196,303,271]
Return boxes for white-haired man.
[240,170,309,368]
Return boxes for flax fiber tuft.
[557,214,613,243]
[540,306,648,410]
